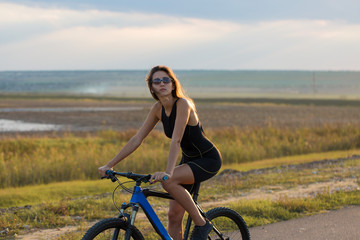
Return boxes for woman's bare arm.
[98,103,160,175]
[165,99,191,175]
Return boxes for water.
[0,119,62,132]
[0,107,144,132]
[0,70,359,98]
[0,106,143,113]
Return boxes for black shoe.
[190,220,213,240]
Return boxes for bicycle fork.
[119,202,139,240]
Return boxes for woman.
[98,65,222,240]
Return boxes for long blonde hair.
[146,65,195,108]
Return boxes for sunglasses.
[152,77,172,85]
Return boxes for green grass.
[1,187,359,239]
[224,149,360,171]
[0,180,112,208]
[1,148,359,209]
[232,190,360,227]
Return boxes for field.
[0,94,360,239]
[1,95,360,134]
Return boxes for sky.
[1,0,360,71]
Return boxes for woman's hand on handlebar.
[98,165,113,177]
[150,172,171,184]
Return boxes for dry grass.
[1,96,360,188]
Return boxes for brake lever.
[140,174,152,183]
[102,170,117,182]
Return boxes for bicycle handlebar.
[104,170,152,183]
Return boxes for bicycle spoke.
[206,207,250,240]
[91,227,121,240]
[209,215,242,239]
[81,218,143,240]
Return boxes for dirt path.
[250,205,360,240]
[16,226,78,240]
[202,177,359,209]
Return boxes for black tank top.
[161,99,214,158]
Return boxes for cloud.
[0,2,359,70]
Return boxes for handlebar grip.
[102,170,116,182]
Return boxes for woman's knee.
[161,179,175,192]
[162,166,195,191]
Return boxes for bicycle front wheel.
[206,207,250,240]
[81,218,144,240]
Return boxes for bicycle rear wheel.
[206,207,250,240]
[81,218,144,240]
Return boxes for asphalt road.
[249,205,360,240]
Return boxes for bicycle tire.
[81,218,144,240]
[206,207,250,240]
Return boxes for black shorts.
[180,146,222,193]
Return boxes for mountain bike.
[81,170,250,240]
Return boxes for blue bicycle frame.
[129,185,172,240]
[107,171,204,240]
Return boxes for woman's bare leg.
[162,164,206,227]
[168,200,185,240]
